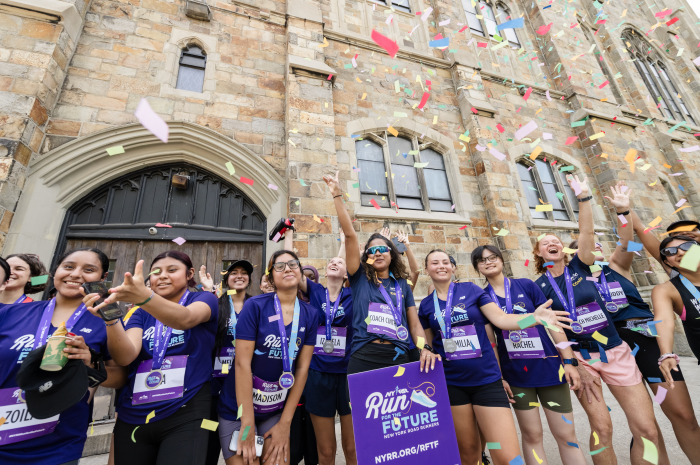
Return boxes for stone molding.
[287,0,322,23]
[288,55,336,76]
[3,0,83,41]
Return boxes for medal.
[443,338,457,353]
[605,301,619,313]
[594,271,619,313]
[323,339,334,354]
[323,288,342,355]
[509,331,522,343]
[571,322,583,334]
[273,295,301,390]
[145,369,163,389]
[279,372,295,390]
[396,325,409,341]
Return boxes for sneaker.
[410,390,436,408]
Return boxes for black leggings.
[205,395,222,465]
[113,384,211,465]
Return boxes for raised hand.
[199,265,213,292]
[323,171,341,197]
[603,181,632,212]
[380,227,391,240]
[395,230,410,245]
[98,260,151,308]
[566,174,590,198]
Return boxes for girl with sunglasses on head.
[217,250,318,465]
[0,254,49,304]
[1,249,125,465]
[84,251,219,465]
[421,249,572,465]
[471,245,585,465]
[533,175,668,464]
[322,172,439,378]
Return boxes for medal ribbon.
[324,288,342,344]
[153,290,190,370]
[272,294,301,374]
[228,296,238,341]
[487,278,512,314]
[679,274,700,303]
[14,295,27,304]
[33,298,86,349]
[593,271,614,304]
[432,282,455,339]
[377,272,404,332]
[546,268,577,321]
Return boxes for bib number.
[367,303,401,340]
[314,327,346,357]
[133,355,188,405]
[252,376,288,414]
[502,328,545,359]
[574,302,608,334]
[608,282,628,308]
[442,326,481,360]
[0,388,58,446]
[214,347,235,377]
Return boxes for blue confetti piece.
[351,134,360,138]
[428,38,450,48]
[496,17,525,30]
[543,261,554,267]
[254,349,266,355]
[393,347,405,361]
[543,4,551,9]
[647,320,661,337]
[679,184,685,192]
[509,456,525,465]
[631,343,640,356]
[607,406,611,412]
[598,344,608,363]
[648,377,662,383]
[580,348,590,360]
[627,241,643,252]
[566,441,579,448]
[562,415,573,425]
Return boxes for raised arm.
[605,182,635,278]
[651,283,681,389]
[631,210,666,270]
[337,230,346,260]
[568,175,596,266]
[283,226,294,252]
[324,172,360,275]
[396,230,420,291]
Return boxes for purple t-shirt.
[418,282,501,387]
[120,291,218,424]
[0,301,109,465]
[218,293,318,421]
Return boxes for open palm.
[604,181,632,210]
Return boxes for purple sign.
[314,326,347,357]
[502,328,545,359]
[132,355,187,405]
[367,303,400,338]
[348,361,460,465]
[252,375,288,414]
[575,302,608,334]
[0,387,58,445]
[213,347,235,377]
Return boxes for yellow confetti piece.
[535,204,553,212]
[529,402,541,407]
[201,419,219,431]
[90,421,94,436]
[324,102,328,108]
[624,148,637,173]
[222,363,229,374]
[589,132,604,140]
[649,180,658,186]
[288,139,296,147]
[530,146,543,160]
[593,431,599,445]
[387,126,398,137]
[663,163,672,169]
[394,417,400,426]
[533,449,544,464]
[592,331,608,345]
[563,247,577,254]
[642,437,659,464]
[417,337,425,349]
[601,153,608,158]
[407,279,413,285]
[559,365,565,382]
[319,37,329,48]
[0,417,6,427]
[589,264,602,273]
[237,404,243,419]
[366,258,375,265]
[227,289,237,295]
[361,93,367,100]
[674,205,690,215]
[106,146,125,156]
[365,316,371,325]
[145,411,155,424]
[313,214,323,223]
[225,162,235,175]
[649,217,662,227]
[621,9,627,17]
[433,115,438,125]
[680,244,700,272]
[459,134,470,142]
[394,366,405,377]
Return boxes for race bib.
[608,282,628,307]
[502,328,545,359]
[573,302,608,334]
[133,355,188,405]
[367,303,400,339]
[442,326,481,360]
[213,347,235,377]
[0,387,58,446]
[314,326,347,357]
[252,376,288,414]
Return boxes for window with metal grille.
[517,157,580,222]
[355,132,454,213]
[462,0,485,36]
[176,45,206,93]
[462,1,522,48]
[371,0,410,13]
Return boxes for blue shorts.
[304,369,352,417]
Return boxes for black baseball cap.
[15,344,88,419]
[226,259,254,276]
[666,220,700,233]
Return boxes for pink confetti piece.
[458,25,468,33]
[351,57,357,67]
[555,342,578,349]
[470,107,478,114]
[586,277,598,282]
[515,120,538,141]
[496,123,505,133]
[523,87,533,101]
[172,237,186,246]
[546,90,552,101]
[385,15,393,25]
[618,215,628,225]
[477,42,488,48]
[565,136,578,145]
[418,92,430,109]
[693,56,700,67]
[272,232,281,242]
[421,7,433,20]
[679,145,699,153]
[134,99,168,143]
[370,198,381,210]
[489,147,506,161]
[655,9,672,17]
[654,386,667,404]
[467,38,474,46]
[476,144,486,151]
[155,223,172,228]
[327,74,333,80]
[571,181,582,196]
[543,132,553,140]
[666,17,679,26]
[267,184,278,190]
[268,314,280,322]
[371,30,399,58]
[599,80,609,89]
[438,18,450,26]
[536,23,552,35]
[240,177,254,185]
[676,199,687,207]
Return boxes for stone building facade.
[1,0,699,320]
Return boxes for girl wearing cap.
[0,248,124,465]
[471,245,585,464]
[533,175,668,464]
[322,172,439,377]
[84,251,218,465]
[0,254,49,304]
[420,249,572,465]
[217,249,318,465]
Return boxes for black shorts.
[408,348,421,362]
[304,369,352,417]
[616,323,684,383]
[447,380,511,407]
[347,343,409,398]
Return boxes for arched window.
[354,132,454,212]
[176,44,207,93]
[462,1,521,48]
[462,0,485,37]
[517,156,580,221]
[623,31,696,125]
[495,3,520,48]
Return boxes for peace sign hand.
[604,181,632,212]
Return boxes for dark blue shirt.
[418,282,501,387]
[535,255,622,351]
[0,301,110,465]
[603,266,653,322]
[305,279,353,373]
[488,278,564,387]
[348,264,416,354]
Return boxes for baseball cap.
[15,344,88,419]
[226,259,254,276]
[666,220,700,233]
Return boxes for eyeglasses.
[476,255,500,264]
[367,245,391,255]
[661,241,698,257]
[271,260,300,272]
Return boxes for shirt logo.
[459,296,465,300]
[518,294,524,298]
[80,328,92,333]
[39,381,53,393]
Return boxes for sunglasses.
[661,241,698,257]
[367,245,391,255]
[271,260,300,272]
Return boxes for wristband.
[617,210,630,216]
[333,194,343,198]
[577,195,592,203]
[104,319,120,326]
[135,290,155,307]
[658,353,680,365]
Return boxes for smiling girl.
[0,254,48,304]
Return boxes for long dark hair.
[215,266,252,358]
[362,233,409,284]
[52,247,109,279]
[150,251,196,288]
[7,254,49,294]
[659,234,697,269]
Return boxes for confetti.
[201,419,219,431]
[134,99,168,143]
[654,386,667,404]
[565,136,578,145]
[680,244,700,271]
[489,148,506,161]
[145,410,155,424]
[590,447,607,456]
[497,17,524,30]
[106,146,125,156]
[535,205,553,212]
[556,341,578,349]
[523,87,533,100]
[517,315,537,329]
[486,443,501,450]
[225,162,235,176]
[172,237,186,246]
[591,331,608,345]
[267,184,278,190]
[131,426,139,442]
[394,366,405,377]
[627,241,643,252]
[268,314,280,322]
[240,177,254,186]
[515,121,538,141]
[371,30,399,58]
[642,438,658,464]
[241,425,251,441]
[30,275,49,285]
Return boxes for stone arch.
[5,121,287,261]
[174,36,211,54]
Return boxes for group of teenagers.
[0,171,699,465]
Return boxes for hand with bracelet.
[658,353,681,389]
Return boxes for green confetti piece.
[590,447,608,456]
[241,425,251,441]
[555,192,565,201]
[225,162,235,175]
[587,359,601,365]
[352,182,360,188]
[365,316,371,325]
[300,179,308,187]
[106,146,125,156]
[517,314,537,329]
[559,166,575,172]
[344,63,353,68]
[571,120,586,127]
[131,426,139,443]
[547,402,560,407]
[486,442,501,450]
[294,201,300,205]
[30,275,49,286]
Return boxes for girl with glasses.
[533,175,668,464]
[322,173,439,380]
[0,254,49,304]
[217,250,318,465]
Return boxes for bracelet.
[333,194,343,199]
[577,195,593,203]
[617,210,630,216]
[658,353,680,365]
[104,319,120,326]
[135,290,155,307]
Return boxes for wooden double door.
[64,238,264,295]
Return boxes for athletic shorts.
[509,383,573,413]
[408,348,421,362]
[217,413,283,460]
[574,341,643,387]
[304,369,352,417]
[447,380,511,407]
[616,323,684,383]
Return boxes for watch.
[577,196,592,203]
[422,344,437,355]
[562,358,579,367]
